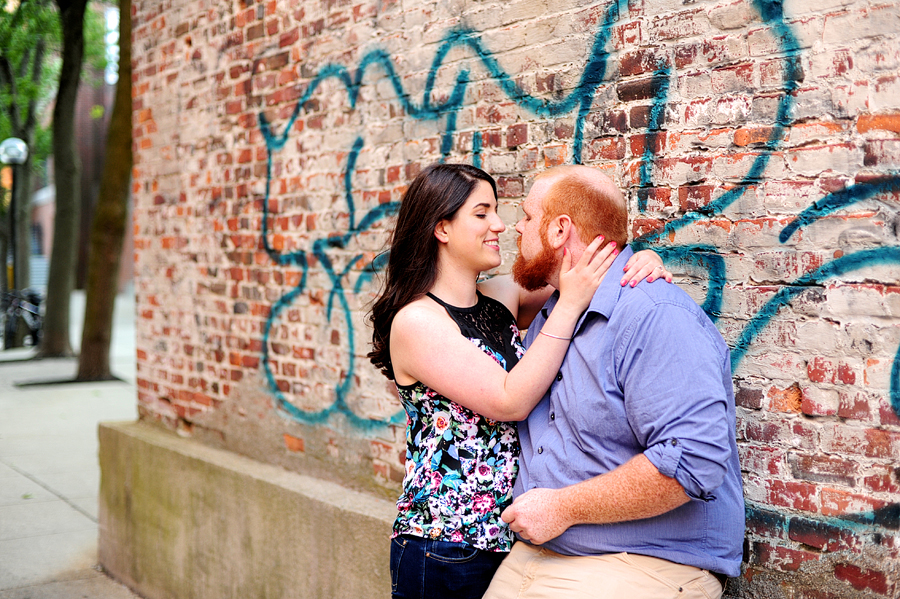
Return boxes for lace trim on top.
[424,291,522,370]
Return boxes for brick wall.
[131,0,900,595]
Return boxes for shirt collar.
[541,245,633,328]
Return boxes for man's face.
[512,180,561,291]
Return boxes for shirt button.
[671,439,678,446]
[550,413,555,421]
[556,372,563,382]
[537,447,544,454]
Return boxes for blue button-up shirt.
[515,246,744,577]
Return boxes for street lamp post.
[0,137,29,291]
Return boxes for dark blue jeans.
[390,534,507,599]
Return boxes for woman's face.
[439,180,505,272]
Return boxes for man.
[483,165,744,599]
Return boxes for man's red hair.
[536,167,628,248]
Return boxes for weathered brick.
[751,541,820,571]
[766,479,819,512]
[788,453,858,486]
[788,516,856,552]
[833,563,892,596]
[857,111,900,134]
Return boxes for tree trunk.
[39,0,88,357]
[11,160,32,292]
[76,0,131,381]
[0,225,7,298]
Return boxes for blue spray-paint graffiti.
[779,177,900,243]
[256,1,899,434]
[257,3,623,427]
[636,63,671,212]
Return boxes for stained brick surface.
[132,0,900,595]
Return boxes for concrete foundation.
[98,421,395,599]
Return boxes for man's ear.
[545,214,573,250]
[434,219,450,244]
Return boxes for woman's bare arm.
[392,238,614,421]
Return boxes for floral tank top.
[392,291,526,552]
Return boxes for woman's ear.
[434,219,450,244]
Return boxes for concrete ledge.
[98,421,395,599]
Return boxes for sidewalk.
[0,288,142,598]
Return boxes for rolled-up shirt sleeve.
[617,300,732,500]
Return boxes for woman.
[368,163,668,599]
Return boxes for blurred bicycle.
[1,289,43,349]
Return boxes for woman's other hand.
[620,249,672,287]
[557,236,617,313]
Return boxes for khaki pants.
[483,542,724,599]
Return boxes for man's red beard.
[512,235,561,292]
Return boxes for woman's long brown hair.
[367,163,497,381]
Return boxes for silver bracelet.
[540,330,572,341]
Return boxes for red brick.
[788,516,856,552]
[636,187,672,211]
[734,126,778,147]
[739,445,784,476]
[751,541,820,572]
[283,433,305,453]
[862,465,900,494]
[858,112,900,134]
[878,400,900,427]
[678,185,714,212]
[834,563,891,595]
[616,75,668,102]
[475,103,517,125]
[674,37,732,69]
[711,63,754,93]
[497,176,524,198]
[735,385,764,410]
[766,479,819,513]
[507,123,527,148]
[837,393,870,420]
[864,428,900,459]
[821,488,888,519]
[744,504,787,539]
[586,137,626,161]
[629,132,666,157]
[788,453,857,486]
[543,145,567,167]
[619,48,668,77]
[554,121,573,140]
[807,357,835,383]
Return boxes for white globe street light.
[0,137,28,165]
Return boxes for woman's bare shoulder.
[392,296,453,337]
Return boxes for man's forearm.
[562,454,689,526]
[502,454,691,545]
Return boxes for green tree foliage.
[0,0,58,163]
[0,0,57,297]
[0,0,108,167]
[0,0,107,303]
